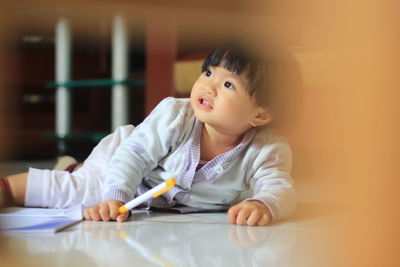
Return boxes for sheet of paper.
[0,205,82,233]
[0,205,82,219]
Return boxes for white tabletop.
[0,200,344,267]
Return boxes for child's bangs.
[201,40,264,99]
[201,45,253,78]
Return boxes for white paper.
[0,205,82,219]
[0,205,82,233]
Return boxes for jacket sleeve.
[101,97,187,203]
[245,138,296,222]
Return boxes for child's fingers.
[83,208,91,220]
[236,208,251,226]
[108,202,121,220]
[227,205,240,224]
[257,214,270,226]
[246,210,262,226]
[99,204,111,221]
[89,206,101,221]
[116,212,129,222]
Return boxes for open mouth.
[197,97,213,110]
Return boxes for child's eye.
[224,81,235,89]
[205,70,212,77]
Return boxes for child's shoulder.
[156,97,191,110]
[245,129,292,169]
[150,97,194,126]
[149,97,192,119]
[247,129,292,160]
[252,129,290,149]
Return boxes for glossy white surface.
[1,202,344,267]
[0,160,345,267]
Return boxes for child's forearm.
[4,172,28,206]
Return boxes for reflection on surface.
[227,225,272,247]
[2,211,299,267]
[119,231,173,267]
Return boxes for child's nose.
[205,83,217,96]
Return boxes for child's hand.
[83,200,129,222]
[228,200,271,226]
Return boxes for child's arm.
[228,200,272,226]
[238,138,295,225]
[96,98,188,221]
[83,200,129,222]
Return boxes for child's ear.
[249,108,272,127]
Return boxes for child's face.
[190,65,267,135]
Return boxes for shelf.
[46,79,146,88]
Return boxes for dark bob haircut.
[201,38,303,133]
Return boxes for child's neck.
[200,124,244,161]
